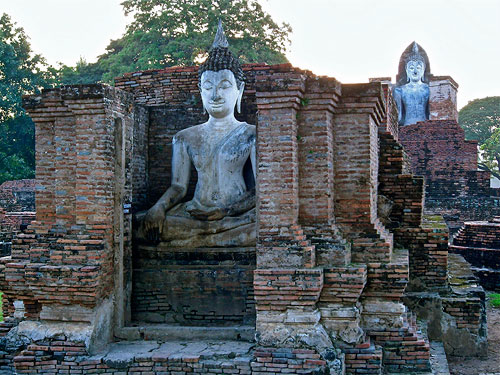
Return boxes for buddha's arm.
[143,137,191,232]
[250,140,256,182]
[393,87,403,124]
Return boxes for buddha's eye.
[203,85,213,90]
[220,80,232,89]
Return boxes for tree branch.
[478,162,500,180]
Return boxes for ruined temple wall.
[333,83,393,263]
[399,120,478,177]
[377,120,448,292]
[399,119,500,232]
[2,86,137,325]
[0,179,36,212]
[429,76,458,122]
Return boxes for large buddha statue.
[393,42,430,126]
[136,22,256,248]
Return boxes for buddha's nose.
[212,88,222,101]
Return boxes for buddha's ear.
[199,84,208,115]
[237,82,245,114]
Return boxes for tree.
[0,13,54,183]
[459,97,500,179]
[58,0,291,84]
[55,57,105,85]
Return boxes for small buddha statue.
[137,22,256,247]
[393,42,430,126]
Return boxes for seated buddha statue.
[393,42,430,126]
[136,22,256,248]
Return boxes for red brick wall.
[399,120,478,178]
[0,179,35,212]
[3,85,139,315]
[399,119,499,233]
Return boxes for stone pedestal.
[132,245,255,325]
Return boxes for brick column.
[297,77,349,267]
[255,67,314,269]
[3,85,136,353]
[254,66,329,350]
[333,83,393,263]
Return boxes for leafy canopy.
[0,13,54,183]
[60,0,291,83]
[459,97,500,179]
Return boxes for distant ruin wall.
[399,120,500,232]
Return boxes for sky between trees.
[1,0,499,109]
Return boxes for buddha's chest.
[189,130,253,171]
[402,85,429,106]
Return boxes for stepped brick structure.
[378,43,500,295]
[399,120,500,234]
[0,180,35,213]
[0,60,486,374]
[450,217,500,291]
[0,180,36,258]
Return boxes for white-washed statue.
[137,21,256,247]
[393,42,430,126]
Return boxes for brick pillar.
[429,75,458,122]
[254,66,329,350]
[333,83,393,263]
[297,77,349,267]
[4,85,136,353]
[297,77,339,227]
[255,67,314,269]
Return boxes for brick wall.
[11,342,330,375]
[429,76,458,122]
[399,120,478,178]
[0,85,143,347]
[450,219,500,291]
[132,246,255,325]
[399,119,500,232]
[0,179,35,212]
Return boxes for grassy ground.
[490,292,500,308]
[0,291,3,321]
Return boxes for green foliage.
[0,13,54,184]
[459,97,500,180]
[57,0,291,84]
[489,293,500,308]
[55,57,105,85]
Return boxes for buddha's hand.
[187,206,228,221]
[142,203,165,242]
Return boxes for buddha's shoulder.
[240,122,256,135]
[173,124,206,142]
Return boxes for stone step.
[116,324,255,342]
[385,342,450,375]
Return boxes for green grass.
[0,291,3,321]
[489,293,500,308]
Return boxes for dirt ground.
[448,304,500,375]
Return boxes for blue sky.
[1,0,499,109]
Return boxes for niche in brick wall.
[129,104,256,333]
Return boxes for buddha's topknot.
[198,20,245,89]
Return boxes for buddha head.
[405,43,426,83]
[198,21,245,118]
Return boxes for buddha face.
[406,60,425,83]
[200,69,244,119]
